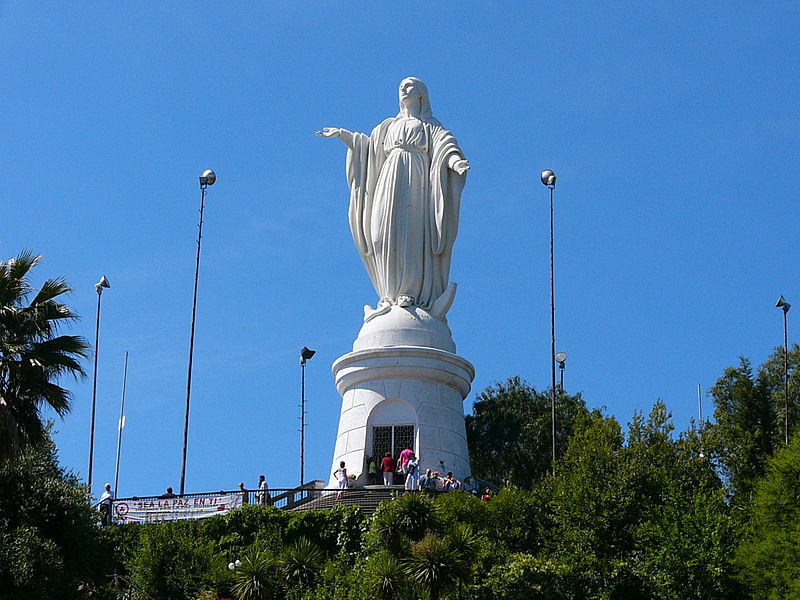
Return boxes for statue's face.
[399,78,422,105]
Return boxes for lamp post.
[776,295,791,445]
[180,169,216,496]
[113,351,129,497]
[541,169,557,475]
[556,352,567,391]
[299,346,316,486]
[88,275,110,493]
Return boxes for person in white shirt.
[99,483,114,526]
[404,454,420,491]
[256,474,271,505]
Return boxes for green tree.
[710,356,781,501]
[0,251,89,463]
[754,344,800,449]
[544,403,742,600]
[0,430,113,599]
[735,433,800,598]
[465,376,589,488]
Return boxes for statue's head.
[397,76,433,120]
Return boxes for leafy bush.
[486,486,551,554]
[126,521,221,600]
[284,504,365,557]
[478,553,571,600]
[0,433,113,599]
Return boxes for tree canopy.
[465,376,590,487]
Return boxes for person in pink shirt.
[399,447,414,474]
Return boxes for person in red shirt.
[381,452,395,485]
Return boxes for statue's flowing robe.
[345,116,466,312]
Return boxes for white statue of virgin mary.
[318,77,469,322]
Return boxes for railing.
[107,481,490,523]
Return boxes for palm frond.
[30,277,72,306]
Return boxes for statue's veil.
[397,77,439,124]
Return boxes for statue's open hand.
[316,127,341,138]
[451,159,470,175]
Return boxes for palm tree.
[0,251,89,463]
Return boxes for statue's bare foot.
[397,295,415,307]
[364,303,392,323]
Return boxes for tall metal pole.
[88,275,110,493]
[776,296,791,445]
[180,170,215,496]
[300,358,306,486]
[299,347,315,486]
[549,183,557,475]
[113,351,129,496]
[541,170,558,476]
[783,307,790,445]
[697,383,703,423]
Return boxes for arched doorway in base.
[367,397,417,484]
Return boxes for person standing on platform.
[238,481,249,504]
[404,453,420,491]
[368,456,378,485]
[333,461,348,500]
[381,452,395,485]
[256,474,270,505]
[399,446,414,475]
[99,483,114,526]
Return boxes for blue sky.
[2,2,798,500]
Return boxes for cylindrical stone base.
[328,346,474,488]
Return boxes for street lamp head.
[95,275,110,294]
[555,352,567,366]
[776,295,791,313]
[199,169,216,187]
[540,169,556,188]
[300,346,316,364]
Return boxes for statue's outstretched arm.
[447,154,470,175]
[316,127,355,150]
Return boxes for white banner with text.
[113,494,243,523]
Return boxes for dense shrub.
[0,434,113,600]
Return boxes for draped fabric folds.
[345,116,466,314]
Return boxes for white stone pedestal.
[328,343,474,488]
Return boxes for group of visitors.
[360,448,482,495]
[418,469,462,492]
[238,474,271,504]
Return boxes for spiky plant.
[231,550,281,600]
[405,533,471,600]
[280,537,323,589]
[0,251,89,464]
[392,491,439,541]
[366,552,407,600]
